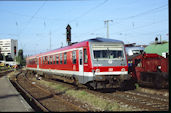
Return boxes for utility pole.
[157,34,162,43]
[160,34,162,43]
[104,20,113,38]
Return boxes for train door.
[37,57,39,69]
[79,48,84,77]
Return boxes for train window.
[56,54,59,64]
[64,52,67,64]
[43,56,45,64]
[53,55,55,64]
[40,58,41,65]
[50,56,53,64]
[48,56,50,64]
[42,57,43,64]
[79,50,83,65]
[93,50,123,59]
[132,50,143,55]
[72,51,76,64]
[60,53,62,64]
[135,59,141,67]
[43,57,45,64]
[84,49,88,63]
[45,56,48,64]
[34,58,37,64]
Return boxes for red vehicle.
[130,53,168,88]
[26,37,133,89]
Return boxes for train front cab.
[80,41,133,89]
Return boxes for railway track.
[19,71,169,111]
[0,69,14,77]
[45,76,169,111]
[107,90,168,111]
[13,71,87,112]
[83,88,169,111]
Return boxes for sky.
[0,0,168,55]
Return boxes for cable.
[68,0,108,23]
[118,4,168,20]
[110,19,168,36]
[17,0,47,37]
[51,0,108,33]
[0,8,67,21]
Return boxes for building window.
[56,54,59,64]
[60,53,63,64]
[64,52,67,64]
[72,51,76,64]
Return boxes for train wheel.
[119,81,127,91]
[73,77,79,86]
[86,81,97,90]
[120,79,136,91]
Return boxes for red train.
[130,53,168,89]
[26,37,134,89]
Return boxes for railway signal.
[14,46,16,56]
[66,24,71,45]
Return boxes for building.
[0,39,18,61]
[144,42,168,58]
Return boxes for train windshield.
[93,45,124,60]
[94,50,123,59]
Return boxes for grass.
[135,83,140,90]
[66,89,119,111]
[36,79,133,111]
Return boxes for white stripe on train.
[26,67,128,77]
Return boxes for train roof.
[27,37,124,59]
[125,46,144,50]
[86,37,124,43]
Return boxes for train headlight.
[121,68,125,72]
[157,66,161,69]
[96,69,100,72]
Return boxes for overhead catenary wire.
[117,4,168,20]
[17,0,47,37]
[110,19,168,36]
[51,0,108,33]
[68,0,108,23]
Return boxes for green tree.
[16,49,26,66]
[0,53,3,60]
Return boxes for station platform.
[0,75,34,112]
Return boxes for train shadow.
[95,88,118,93]
[94,87,136,93]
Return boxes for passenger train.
[26,37,134,89]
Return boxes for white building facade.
[0,39,18,60]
